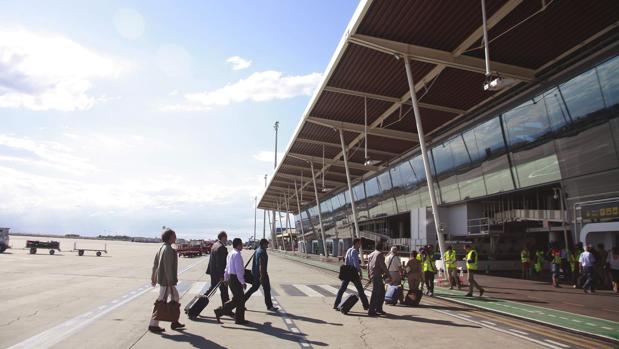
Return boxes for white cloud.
[253,150,285,163]
[0,28,127,111]
[226,56,252,70]
[0,134,96,175]
[162,70,322,112]
[113,8,145,40]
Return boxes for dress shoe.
[465,293,473,297]
[479,289,485,297]
[268,306,279,312]
[171,322,185,330]
[214,308,223,323]
[148,326,165,333]
[235,319,249,325]
[367,312,378,317]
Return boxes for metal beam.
[306,116,419,143]
[276,173,347,187]
[289,152,379,171]
[323,86,465,115]
[349,34,536,82]
[296,137,399,157]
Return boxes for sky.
[0,0,359,239]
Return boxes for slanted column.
[294,179,307,254]
[403,57,447,274]
[310,161,328,256]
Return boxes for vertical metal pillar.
[276,200,287,251]
[263,174,267,239]
[272,121,279,249]
[310,161,328,256]
[253,196,257,247]
[294,179,307,254]
[403,57,447,274]
[284,193,293,251]
[339,129,360,239]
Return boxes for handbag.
[243,251,257,285]
[339,248,358,281]
[152,286,180,322]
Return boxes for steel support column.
[338,129,360,240]
[276,200,287,251]
[310,161,328,256]
[403,57,447,274]
[294,179,307,254]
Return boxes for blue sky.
[0,0,358,239]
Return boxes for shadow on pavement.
[263,311,343,326]
[161,330,226,348]
[349,312,481,328]
[415,304,474,312]
[221,321,328,347]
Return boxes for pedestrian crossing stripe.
[292,284,323,297]
[178,282,372,298]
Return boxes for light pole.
[263,174,267,239]
[272,121,279,249]
[253,196,257,247]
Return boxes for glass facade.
[294,55,619,249]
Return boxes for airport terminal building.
[258,1,619,262]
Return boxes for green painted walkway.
[274,251,619,342]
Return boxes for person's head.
[353,238,362,249]
[259,238,269,249]
[390,246,397,255]
[426,244,433,252]
[161,228,176,244]
[464,244,471,252]
[232,238,243,250]
[586,244,593,252]
[411,251,418,258]
[217,231,228,244]
[447,245,452,251]
[375,241,383,251]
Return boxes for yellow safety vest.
[534,251,543,272]
[444,250,457,269]
[465,250,478,271]
[422,254,436,272]
[521,249,530,263]
[568,252,577,271]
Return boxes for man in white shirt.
[579,244,596,294]
[214,238,248,324]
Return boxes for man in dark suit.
[206,231,229,306]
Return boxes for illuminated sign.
[581,202,619,222]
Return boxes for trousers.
[334,275,369,309]
[244,274,274,309]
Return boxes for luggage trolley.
[72,242,108,257]
[26,240,61,255]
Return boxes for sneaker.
[479,289,485,297]
[235,319,249,325]
[148,326,165,333]
[465,293,473,297]
[368,312,378,317]
[363,305,369,311]
[268,306,279,312]
[171,322,185,330]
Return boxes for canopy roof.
[259,0,619,213]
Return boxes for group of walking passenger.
[148,228,276,333]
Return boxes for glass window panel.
[450,135,471,169]
[462,128,483,162]
[410,155,427,183]
[597,56,619,112]
[560,69,605,121]
[457,166,487,199]
[474,117,506,160]
[438,174,461,203]
[503,98,551,148]
[542,87,571,132]
[555,122,619,178]
[431,142,454,175]
[511,142,561,188]
[482,155,514,194]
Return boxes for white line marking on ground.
[284,319,293,325]
[459,314,471,318]
[508,329,529,335]
[602,326,612,330]
[318,284,341,295]
[480,320,496,326]
[548,314,556,317]
[300,342,310,348]
[559,317,568,320]
[291,327,300,334]
[111,300,118,304]
[187,282,207,295]
[544,339,570,348]
[571,319,581,323]
[121,295,128,298]
[7,256,207,349]
[293,284,323,297]
[585,322,596,326]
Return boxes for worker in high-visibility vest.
[464,244,485,297]
[521,246,531,280]
[533,248,544,278]
[422,245,436,296]
[444,245,460,290]
[549,245,562,288]
[568,247,578,288]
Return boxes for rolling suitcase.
[402,289,423,306]
[184,281,220,319]
[384,284,402,306]
[338,294,359,315]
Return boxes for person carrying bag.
[148,228,185,333]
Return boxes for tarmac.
[1,236,617,349]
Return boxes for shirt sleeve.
[236,252,245,284]
[224,253,231,281]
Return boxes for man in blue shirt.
[334,238,369,310]
[244,239,278,311]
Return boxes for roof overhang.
[259,0,619,214]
